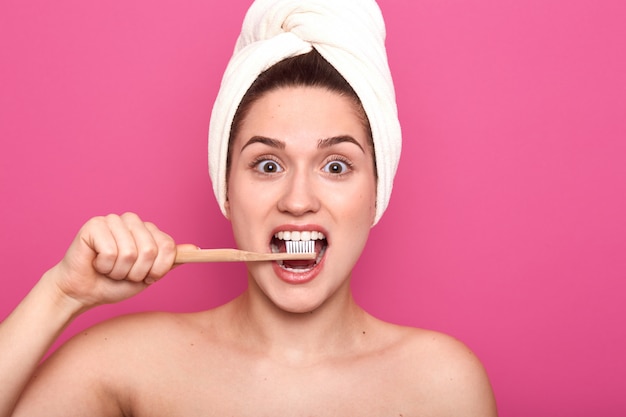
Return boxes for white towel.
[209,0,401,226]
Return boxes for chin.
[272,297,327,315]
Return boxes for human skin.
[225,86,377,315]
[7,87,497,416]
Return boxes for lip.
[269,224,329,285]
[271,254,327,284]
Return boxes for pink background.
[1,0,625,415]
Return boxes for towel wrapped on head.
[209,0,402,225]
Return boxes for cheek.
[330,177,377,224]
[227,176,253,239]
[359,175,378,221]
[227,177,277,243]
[229,179,276,214]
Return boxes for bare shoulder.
[47,310,209,361]
[386,324,498,416]
[51,309,217,374]
[14,310,211,416]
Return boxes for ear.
[224,197,231,220]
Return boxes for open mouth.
[271,230,327,272]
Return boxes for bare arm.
[0,213,183,417]
[0,273,78,416]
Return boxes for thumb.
[172,244,203,267]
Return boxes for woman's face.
[226,86,376,313]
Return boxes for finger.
[142,222,177,284]
[100,214,138,280]
[82,215,128,279]
[94,276,149,304]
[121,214,160,282]
[166,244,199,273]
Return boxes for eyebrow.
[317,135,365,153]
[240,135,365,153]
[240,136,286,153]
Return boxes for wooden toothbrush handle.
[175,248,316,264]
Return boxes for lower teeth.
[279,264,314,272]
[276,246,326,272]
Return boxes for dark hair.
[227,49,374,176]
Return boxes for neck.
[228,279,369,364]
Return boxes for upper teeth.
[274,231,325,241]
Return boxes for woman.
[1,1,497,415]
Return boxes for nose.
[277,170,321,216]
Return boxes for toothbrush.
[175,245,316,264]
[285,240,315,254]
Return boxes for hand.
[46,213,181,313]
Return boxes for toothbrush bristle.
[286,240,315,254]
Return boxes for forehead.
[234,86,371,149]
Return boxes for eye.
[322,159,351,175]
[254,158,283,174]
